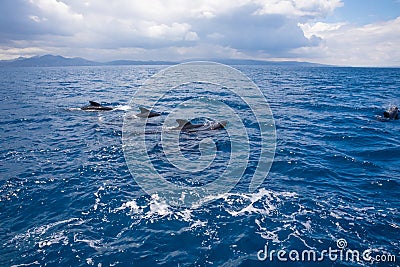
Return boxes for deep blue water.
[1,65,399,266]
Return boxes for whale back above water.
[174,119,203,131]
[136,107,161,118]
[174,119,227,132]
[383,106,399,120]
[81,101,113,111]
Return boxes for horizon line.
[1,54,400,68]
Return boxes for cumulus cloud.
[296,17,400,66]
[253,0,343,17]
[193,6,318,55]
[298,22,346,38]
[28,0,83,21]
[1,0,398,66]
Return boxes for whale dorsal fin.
[139,107,150,114]
[176,119,191,127]
[89,101,101,106]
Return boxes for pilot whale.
[137,107,161,118]
[173,119,228,132]
[383,106,399,120]
[81,101,113,111]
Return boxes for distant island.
[0,55,176,67]
[0,54,329,67]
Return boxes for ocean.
[0,65,399,266]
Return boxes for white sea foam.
[37,231,69,248]
[199,188,297,217]
[65,107,81,111]
[93,186,105,211]
[10,218,82,243]
[116,200,142,213]
[73,233,102,250]
[8,217,84,252]
[115,188,297,224]
[114,105,131,111]
[147,194,172,217]
[10,261,40,267]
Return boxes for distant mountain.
[0,54,330,67]
[0,55,176,67]
[0,55,99,67]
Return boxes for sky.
[0,0,399,66]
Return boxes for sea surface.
[0,65,399,266]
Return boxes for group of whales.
[80,101,227,132]
[81,101,399,123]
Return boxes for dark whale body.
[136,107,161,118]
[173,119,228,132]
[383,106,399,120]
[81,101,113,111]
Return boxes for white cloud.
[185,32,199,41]
[15,0,320,54]
[29,0,83,21]
[0,45,49,60]
[298,22,346,38]
[28,15,48,23]
[1,0,398,66]
[295,17,400,66]
[145,23,193,41]
[253,0,343,17]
